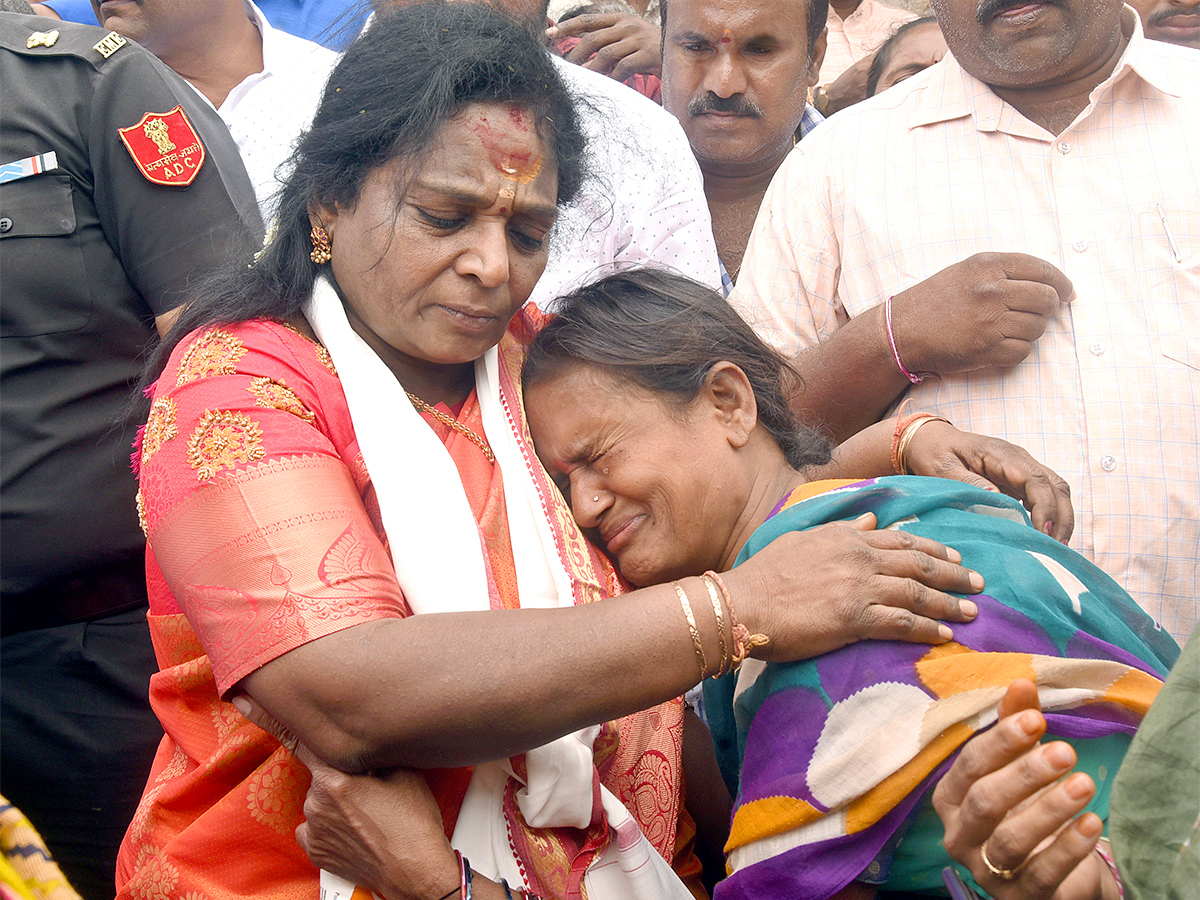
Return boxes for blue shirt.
[41,0,369,49]
[38,0,97,26]
[249,0,368,48]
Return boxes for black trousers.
[1,607,162,900]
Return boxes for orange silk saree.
[117,308,694,900]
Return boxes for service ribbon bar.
[0,151,58,185]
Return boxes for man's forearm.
[787,303,913,444]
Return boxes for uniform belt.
[1,558,148,636]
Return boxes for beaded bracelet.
[674,580,709,679]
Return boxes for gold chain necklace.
[405,391,495,464]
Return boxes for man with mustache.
[659,0,827,286]
[732,0,1200,645]
[1129,0,1200,46]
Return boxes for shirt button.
[0,217,12,233]
[1072,239,1088,252]
[1058,140,1072,154]
[1089,342,1105,356]
[1100,455,1117,472]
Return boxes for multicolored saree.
[706,477,1180,899]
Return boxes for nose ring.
[592,496,599,502]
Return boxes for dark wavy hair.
[144,1,587,382]
[522,269,832,470]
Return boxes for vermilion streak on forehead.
[469,105,544,184]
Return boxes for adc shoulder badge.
[118,105,206,187]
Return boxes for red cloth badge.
[118,105,206,187]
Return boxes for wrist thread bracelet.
[885,295,934,384]
[434,852,467,900]
[1095,839,1124,899]
[705,569,769,670]
[437,858,544,900]
[459,851,473,900]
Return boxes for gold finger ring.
[980,840,1018,881]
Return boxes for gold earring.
[310,224,332,264]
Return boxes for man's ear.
[703,361,759,449]
[808,28,828,88]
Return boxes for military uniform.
[0,14,261,898]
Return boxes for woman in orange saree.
[116,6,1064,900]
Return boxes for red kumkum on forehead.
[720,28,732,43]
[508,105,531,130]
[469,105,544,184]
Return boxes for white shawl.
[304,277,689,899]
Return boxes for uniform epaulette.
[0,14,128,67]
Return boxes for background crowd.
[1,0,1196,899]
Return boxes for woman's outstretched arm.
[237,517,982,773]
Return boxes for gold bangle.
[896,415,951,475]
[674,581,709,680]
[700,574,729,677]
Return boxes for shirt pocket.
[1139,199,1200,371]
[0,173,92,337]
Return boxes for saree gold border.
[150,454,377,584]
[149,454,405,686]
